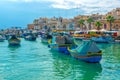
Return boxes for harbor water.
[0,39,120,80]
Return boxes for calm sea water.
[0,39,120,80]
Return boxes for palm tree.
[79,19,85,30]
[95,21,102,30]
[87,18,94,30]
[106,15,115,31]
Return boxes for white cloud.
[4,0,120,14]
[43,0,120,14]
[8,0,38,2]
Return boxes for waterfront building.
[27,24,34,30]
[47,17,58,30]
[27,8,120,31]
[106,8,120,20]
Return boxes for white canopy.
[88,29,98,32]
[99,29,108,32]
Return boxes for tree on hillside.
[106,15,115,31]
[78,19,85,31]
[95,21,102,30]
[87,18,94,30]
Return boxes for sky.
[0,0,120,29]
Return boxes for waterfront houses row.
[28,8,120,31]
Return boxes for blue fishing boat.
[25,36,36,41]
[111,36,120,44]
[41,33,52,43]
[24,33,36,41]
[91,36,113,43]
[8,35,21,46]
[68,40,102,63]
[48,34,76,55]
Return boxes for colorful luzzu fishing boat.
[48,34,76,55]
[8,35,21,46]
[24,33,37,41]
[68,40,102,63]
[41,33,52,43]
[25,35,36,41]
[91,36,114,43]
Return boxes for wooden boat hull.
[93,40,108,43]
[71,54,102,63]
[74,37,84,40]
[24,37,36,41]
[68,47,102,63]
[114,40,120,43]
[91,38,108,43]
[91,37,113,43]
[48,44,76,55]
[8,40,20,46]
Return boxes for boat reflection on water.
[49,50,72,79]
[77,62,102,80]
[8,44,21,48]
[7,44,21,60]
[50,50,102,80]
[8,44,21,52]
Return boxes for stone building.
[27,8,120,31]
